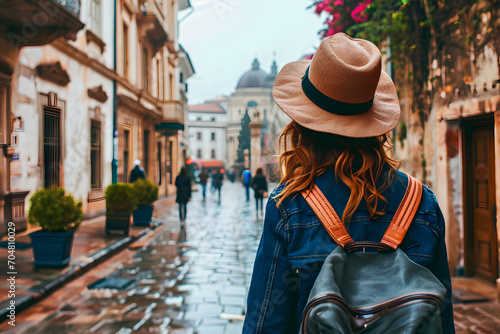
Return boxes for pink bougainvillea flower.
[315,2,325,14]
[326,12,341,26]
[324,5,334,14]
[333,0,344,6]
[351,0,372,23]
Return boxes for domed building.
[226,58,290,171]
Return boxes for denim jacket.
[243,169,455,334]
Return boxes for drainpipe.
[112,0,118,183]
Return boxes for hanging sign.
[10,154,21,176]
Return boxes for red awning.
[196,160,224,168]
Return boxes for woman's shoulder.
[394,170,445,235]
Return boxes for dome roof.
[236,59,269,89]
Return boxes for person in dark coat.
[199,168,210,200]
[175,167,191,222]
[130,159,146,183]
[251,167,268,218]
[213,169,223,202]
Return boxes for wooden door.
[465,122,498,283]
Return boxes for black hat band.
[301,66,374,116]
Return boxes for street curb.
[0,224,159,323]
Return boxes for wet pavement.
[0,181,265,333]
[0,196,176,322]
[1,182,500,333]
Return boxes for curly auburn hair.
[275,121,399,225]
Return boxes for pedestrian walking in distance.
[213,169,223,202]
[210,170,216,194]
[175,167,191,223]
[243,33,454,333]
[250,168,268,218]
[198,168,210,201]
[242,168,252,201]
[129,159,146,183]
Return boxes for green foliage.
[132,178,159,206]
[28,188,83,232]
[105,183,138,214]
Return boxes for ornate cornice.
[85,30,106,53]
[88,85,108,103]
[36,61,70,86]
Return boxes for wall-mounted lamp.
[140,1,149,15]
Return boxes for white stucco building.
[226,58,290,169]
[188,103,228,168]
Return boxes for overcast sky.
[179,0,324,105]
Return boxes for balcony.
[156,100,184,133]
[137,0,169,52]
[0,0,84,47]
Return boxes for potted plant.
[28,187,83,267]
[104,183,137,236]
[132,178,159,226]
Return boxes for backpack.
[300,174,446,334]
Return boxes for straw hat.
[272,33,400,138]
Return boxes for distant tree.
[236,110,251,163]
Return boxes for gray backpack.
[300,174,446,333]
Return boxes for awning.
[195,160,224,168]
[155,122,185,131]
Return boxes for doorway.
[463,116,499,283]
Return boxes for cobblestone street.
[0,181,265,334]
[2,182,500,333]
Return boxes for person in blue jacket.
[242,169,252,201]
[243,33,454,333]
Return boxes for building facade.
[389,10,500,288]
[115,0,192,197]
[226,58,290,170]
[0,0,194,235]
[188,102,228,166]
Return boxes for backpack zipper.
[301,292,444,333]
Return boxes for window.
[211,132,215,141]
[157,142,162,185]
[179,72,183,83]
[167,140,173,184]
[197,132,202,140]
[123,129,130,183]
[143,47,149,90]
[43,107,61,188]
[211,149,216,159]
[197,149,201,158]
[143,130,150,173]
[196,117,201,121]
[89,0,101,35]
[90,120,102,189]
[156,59,161,99]
[123,23,129,78]
[169,73,174,99]
[211,117,216,122]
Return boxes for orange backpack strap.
[302,185,354,247]
[380,174,423,249]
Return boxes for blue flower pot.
[133,205,154,226]
[29,230,76,268]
